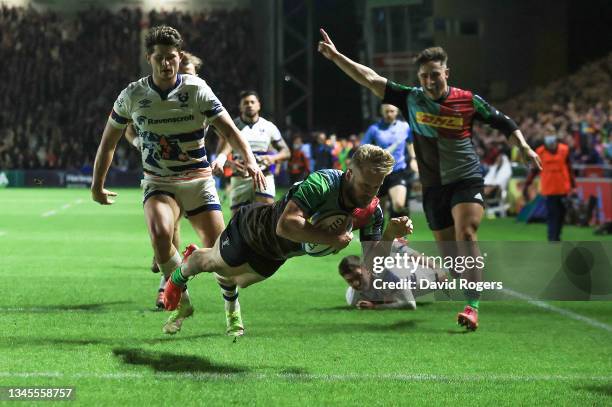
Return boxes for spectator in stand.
[311,132,334,170]
[288,135,310,184]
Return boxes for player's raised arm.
[318,28,387,99]
[91,120,123,205]
[509,129,542,170]
[211,111,267,190]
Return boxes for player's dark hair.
[239,90,260,102]
[145,25,183,54]
[338,255,362,276]
[181,51,203,71]
[415,46,448,67]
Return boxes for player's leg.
[143,194,187,316]
[165,235,266,336]
[388,184,408,218]
[154,208,183,308]
[451,180,485,330]
[144,194,182,278]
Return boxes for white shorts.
[229,174,276,209]
[141,176,221,216]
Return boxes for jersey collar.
[148,74,182,101]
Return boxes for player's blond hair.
[182,51,203,72]
[349,144,395,175]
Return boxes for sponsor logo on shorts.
[222,237,230,248]
[202,191,216,204]
[416,112,463,130]
[473,192,483,201]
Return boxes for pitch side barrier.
[359,241,612,301]
[0,169,141,188]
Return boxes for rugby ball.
[303,212,354,257]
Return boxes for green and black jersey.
[238,169,384,260]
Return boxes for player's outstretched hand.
[245,162,268,192]
[356,300,376,310]
[211,153,227,176]
[318,28,338,60]
[387,216,414,238]
[520,145,543,171]
[91,187,117,205]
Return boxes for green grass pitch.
[1,188,611,405]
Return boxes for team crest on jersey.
[177,92,189,108]
[138,99,152,109]
[136,115,146,127]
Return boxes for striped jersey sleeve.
[108,88,131,129]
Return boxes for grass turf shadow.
[3,301,133,313]
[112,347,250,374]
[575,384,612,397]
[3,334,216,348]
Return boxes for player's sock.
[219,282,240,313]
[158,275,168,292]
[170,268,189,287]
[158,251,181,278]
[464,289,480,310]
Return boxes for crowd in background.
[0,6,257,172]
[0,5,610,180]
[473,52,612,174]
[0,5,141,172]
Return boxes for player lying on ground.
[163,145,413,336]
[123,50,203,309]
[91,26,266,335]
[339,237,448,310]
[318,28,542,330]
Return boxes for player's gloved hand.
[519,144,542,171]
[356,300,376,310]
[386,216,414,238]
[91,186,117,205]
[211,153,227,176]
[318,28,339,60]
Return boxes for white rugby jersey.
[232,116,282,161]
[108,74,225,180]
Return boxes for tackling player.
[339,239,447,310]
[91,26,265,334]
[318,29,542,330]
[216,90,290,213]
[163,145,413,336]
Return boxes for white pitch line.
[0,371,610,382]
[41,198,83,217]
[503,288,612,333]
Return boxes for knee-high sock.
[216,275,239,313]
